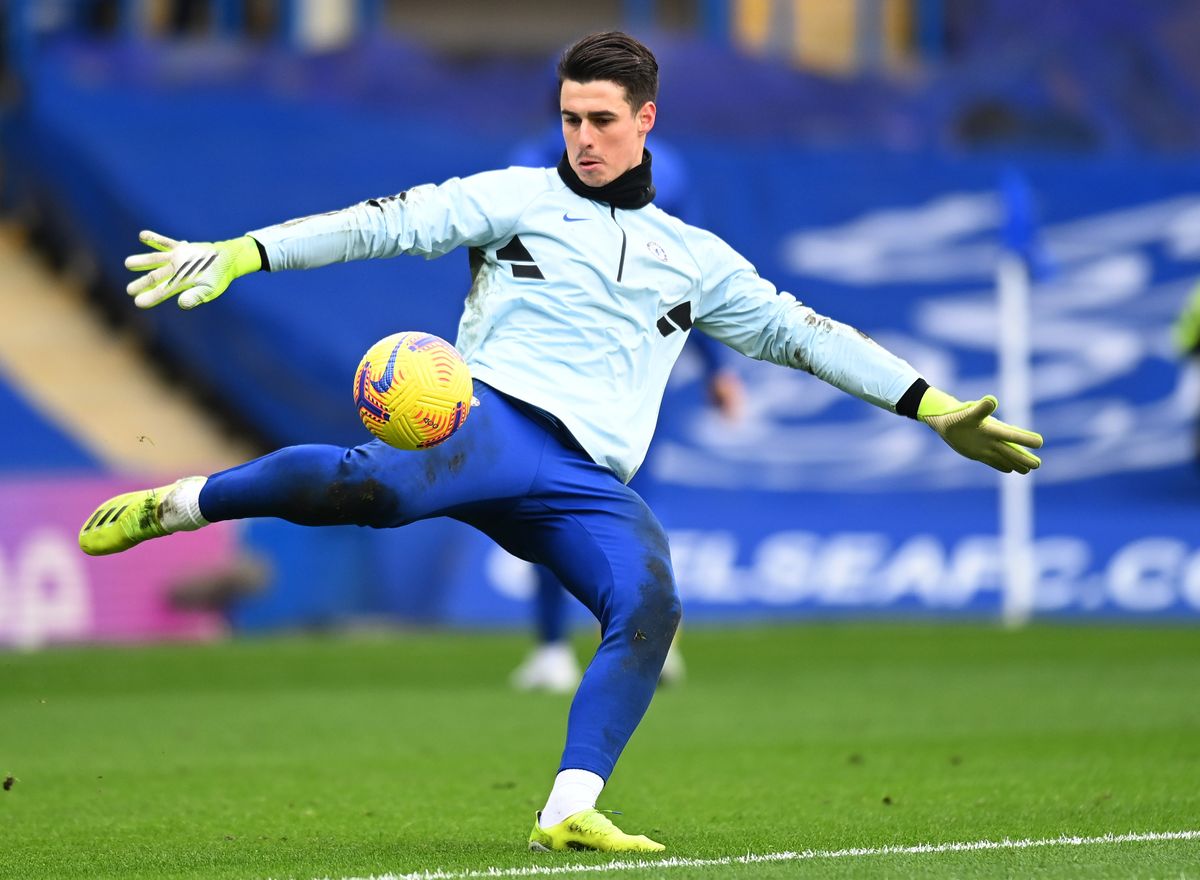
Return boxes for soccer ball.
[353,332,473,450]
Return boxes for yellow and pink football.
[353,332,473,450]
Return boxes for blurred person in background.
[507,106,745,693]
[76,31,1042,853]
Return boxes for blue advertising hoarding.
[6,52,1197,624]
[232,150,1200,627]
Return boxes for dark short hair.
[557,31,659,111]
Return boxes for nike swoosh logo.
[562,213,589,222]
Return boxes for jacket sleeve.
[246,167,549,271]
[688,226,921,412]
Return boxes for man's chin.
[574,165,610,187]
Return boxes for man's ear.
[637,101,657,135]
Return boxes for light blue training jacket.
[248,160,922,483]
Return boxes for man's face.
[560,79,656,187]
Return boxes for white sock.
[159,476,209,532]
[539,769,604,828]
[534,642,575,661]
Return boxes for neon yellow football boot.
[78,479,196,556]
[528,809,665,853]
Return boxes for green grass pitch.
[2,622,1198,879]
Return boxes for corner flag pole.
[997,168,1039,627]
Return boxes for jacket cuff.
[895,378,929,420]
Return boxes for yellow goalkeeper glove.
[918,388,1043,474]
[125,229,261,310]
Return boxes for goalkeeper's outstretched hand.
[918,387,1042,474]
[125,230,261,310]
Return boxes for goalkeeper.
[78,31,1042,854]
[507,104,740,693]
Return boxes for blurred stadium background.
[3,0,1199,646]
[4,3,1200,878]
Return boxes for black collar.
[556,149,655,210]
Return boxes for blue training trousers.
[198,380,682,780]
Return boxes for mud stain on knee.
[324,478,398,525]
[617,513,681,671]
[622,569,681,678]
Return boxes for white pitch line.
[300,829,1200,880]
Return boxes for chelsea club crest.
[646,241,669,262]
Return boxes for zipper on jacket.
[610,205,627,282]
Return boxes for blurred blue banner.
[229,149,1200,627]
[6,41,1200,626]
[439,150,1200,623]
